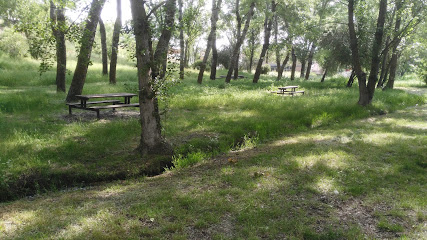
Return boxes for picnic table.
[67,93,139,118]
[272,86,305,96]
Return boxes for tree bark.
[365,0,388,101]
[377,36,390,88]
[130,0,173,155]
[348,0,387,106]
[152,0,177,80]
[66,0,106,102]
[109,0,121,84]
[290,47,296,80]
[299,59,306,78]
[384,0,402,90]
[274,13,280,73]
[347,70,355,87]
[50,0,67,93]
[321,68,328,82]
[178,0,185,80]
[198,0,221,84]
[99,18,108,75]
[304,43,315,80]
[276,48,290,81]
[253,1,276,83]
[232,0,242,80]
[247,28,257,72]
[225,1,255,83]
[210,0,222,80]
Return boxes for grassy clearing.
[0,103,425,239]
[0,55,425,202]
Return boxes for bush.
[0,28,29,58]
[261,64,271,74]
[192,60,210,71]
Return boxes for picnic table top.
[75,93,137,100]
[278,86,299,89]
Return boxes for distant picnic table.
[67,93,139,118]
[271,86,305,96]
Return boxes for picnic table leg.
[69,105,72,115]
[96,110,100,119]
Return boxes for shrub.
[0,28,29,58]
[192,60,210,71]
[261,64,271,74]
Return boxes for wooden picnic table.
[276,86,305,96]
[67,93,139,118]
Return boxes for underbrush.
[0,58,425,201]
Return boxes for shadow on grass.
[1,105,425,239]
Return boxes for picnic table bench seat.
[66,100,121,106]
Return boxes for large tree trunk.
[210,0,222,80]
[66,0,106,102]
[178,0,185,80]
[276,48,290,81]
[304,43,315,80]
[384,0,402,90]
[365,0,387,101]
[348,0,387,106]
[130,0,173,155]
[152,0,177,80]
[225,1,255,83]
[253,1,276,83]
[50,0,67,93]
[109,0,121,84]
[198,0,221,84]
[99,18,108,75]
[290,47,296,80]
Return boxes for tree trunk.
[178,0,185,80]
[197,32,212,84]
[99,18,108,75]
[365,0,387,102]
[50,1,67,92]
[66,0,106,102]
[210,0,222,80]
[231,0,241,80]
[198,0,221,84]
[184,39,190,67]
[276,48,290,81]
[290,47,296,80]
[152,0,177,80]
[274,14,280,73]
[253,1,276,83]
[109,0,121,84]
[225,1,255,83]
[299,59,306,78]
[304,43,315,80]
[377,36,390,88]
[130,0,173,155]
[348,0,386,106]
[247,28,256,72]
[384,0,402,90]
[347,70,355,87]
[321,68,328,82]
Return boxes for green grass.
[0,53,425,208]
[0,99,425,239]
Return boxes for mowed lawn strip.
[0,104,425,239]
